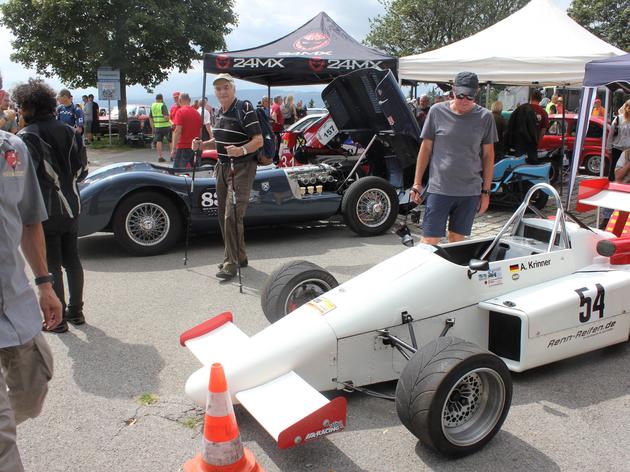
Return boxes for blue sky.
[0,0,573,99]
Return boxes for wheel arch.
[107,185,189,232]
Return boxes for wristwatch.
[34,273,54,286]
[480,189,491,195]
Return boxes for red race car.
[539,113,611,175]
[278,113,362,168]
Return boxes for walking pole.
[230,157,243,293]
[183,72,208,265]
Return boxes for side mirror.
[467,259,489,279]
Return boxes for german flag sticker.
[509,264,519,273]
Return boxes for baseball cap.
[453,71,479,97]
[212,73,234,85]
[172,91,181,98]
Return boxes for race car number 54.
[575,284,605,323]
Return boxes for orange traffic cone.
[184,363,262,472]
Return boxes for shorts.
[84,120,93,133]
[422,193,480,237]
[173,148,195,169]
[153,127,170,143]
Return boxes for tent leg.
[596,88,612,227]
[485,83,491,108]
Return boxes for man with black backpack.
[14,79,88,333]
[193,73,263,280]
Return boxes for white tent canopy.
[399,0,625,86]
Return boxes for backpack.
[233,100,276,165]
[19,123,88,218]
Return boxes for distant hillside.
[124,87,325,108]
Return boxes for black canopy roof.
[203,12,397,86]
[583,53,630,92]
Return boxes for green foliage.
[308,99,315,108]
[365,0,528,56]
[568,0,630,52]
[137,393,158,406]
[0,0,237,90]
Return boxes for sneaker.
[43,320,68,333]
[158,157,166,163]
[216,265,237,280]
[218,259,248,270]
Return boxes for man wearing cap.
[56,89,84,135]
[411,71,497,245]
[150,93,171,162]
[192,73,263,280]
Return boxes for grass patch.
[137,393,158,406]
[87,139,131,152]
[181,415,204,429]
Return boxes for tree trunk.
[118,72,128,144]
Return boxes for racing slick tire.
[395,337,512,458]
[341,176,399,236]
[261,260,338,323]
[112,191,182,256]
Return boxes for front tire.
[341,176,399,236]
[260,260,338,323]
[583,154,608,176]
[396,337,512,457]
[112,191,182,256]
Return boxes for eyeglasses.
[455,93,475,101]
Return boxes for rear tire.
[341,176,399,236]
[396,337,512,458]
[261,260,338,323]
[583,154,608,176]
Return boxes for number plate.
[316,118,339,145]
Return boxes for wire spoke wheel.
[355,189,391,228]
[125,202,171,246]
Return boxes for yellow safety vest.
[151,102,170,128]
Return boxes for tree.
[365,0,528,57]
[1,0,237,140]
[568,0,630,53]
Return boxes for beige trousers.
[0,333,54,472]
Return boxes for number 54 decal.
[574,284,605,323]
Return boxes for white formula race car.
[180,180,630,457]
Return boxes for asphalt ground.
[18,146,630,472]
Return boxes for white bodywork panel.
[480,269,630,371]
[236,372,328,441]
[581,189,630,212]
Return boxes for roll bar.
[480,183,570,261]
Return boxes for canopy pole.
[559,85,567,199]
[597,88,612,227]
[267,83,271,112]
[485,82,491,108]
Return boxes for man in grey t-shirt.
[411,71,497,244]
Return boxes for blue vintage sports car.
[78,68,421,255]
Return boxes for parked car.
[79,68,419,255]
[99,104,153,135]
[538,113,610,176]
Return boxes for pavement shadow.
[58,324,165,399]
[415,430,560,471]
[235,404,368,472]
[511,340,630,410]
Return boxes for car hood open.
[321,68,421,169]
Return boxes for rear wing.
[577,179,630,213]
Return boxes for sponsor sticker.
[304,420,344,441]
[307,297,336,315]
[546,320,617,348]
[478,268,503,286]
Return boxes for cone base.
[183,448,262,472]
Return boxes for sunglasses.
[455,93,475,101]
